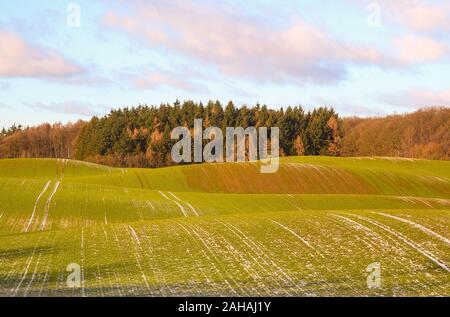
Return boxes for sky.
[0,0,449,127]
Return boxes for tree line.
[76,101,341,167]
[0,121,85,160]
[0,102,448,166]
[341,107,449,160]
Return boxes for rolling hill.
[0,157,449,296]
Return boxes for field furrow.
[0,157,448,296]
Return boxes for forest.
[341,107,449,160]
[0,101,448,167]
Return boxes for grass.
[0,157,449,296]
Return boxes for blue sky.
[0,0,449,127]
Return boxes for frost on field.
[0,158,449,296]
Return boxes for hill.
[0,157,449,296]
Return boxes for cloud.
[353,0,450,32]
[381,88,450,109]
[124,60,213,92]
[0,102,10,109]
[394,35,449,64]
[338,104,387,117]
[131,69,206,92]
[388,1,450,32]
[55,74,112,86]
[314,97,386,117]
[0,81,10,90]
[0,30,84,79]
[352,1,450,64]
[24,101,111,117]
[104,0,394,85]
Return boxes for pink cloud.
[0,30,83,78]
[351,1,450,64]
[104,0,394,84]
[352,0,450,32]
[132,71,200,91]
[394,35,449,64]
[389,1,450,32]
[383,88,450,109]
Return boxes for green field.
[0,157,449,296]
